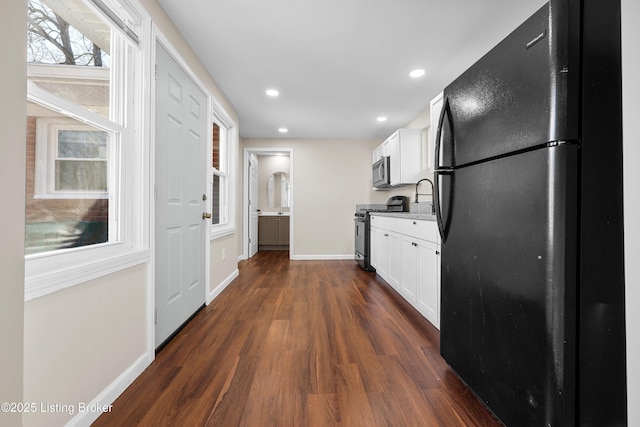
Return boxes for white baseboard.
[66,352,153,427]
[207,268,239,304]
[291,254,355,261]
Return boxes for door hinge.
[154,307,158,325]
[155,63,158,80]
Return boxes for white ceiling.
[158,0,546,140]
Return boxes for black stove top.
[355,196,409,217]
[354,208,403,217]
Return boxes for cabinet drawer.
[376,216,438,243]
[397,218,438,243]
[375,216,396,231]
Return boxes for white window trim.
[24,1,150,301]
[209,98,237,240]
[34,117,110,199]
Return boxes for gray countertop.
[369,211,436,222]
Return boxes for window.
[56,129,108,191]
[211,122,227,226]
[24,0,146,297]
[34,117,110,199]
[209,108,236,238]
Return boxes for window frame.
[211,122,227,225]
[209,101,237,240]
[34,116,111,199]
[24,0,149,301]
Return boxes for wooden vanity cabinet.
[258,216,290,249]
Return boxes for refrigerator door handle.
[434,167,453,242]
[434,96,453,242]
[434,96,452,171]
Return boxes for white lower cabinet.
[416,240,440,328]
[400,236,418,304]
[370,215,441,329]
[387,232,403,291]
[370,226,386,276]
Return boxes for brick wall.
[212,123,220,169]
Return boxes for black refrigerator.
[434,1,626,426]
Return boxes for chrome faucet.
[415,178,436,214]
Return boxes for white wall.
[622,0,640,422]
[241,138,380,258]
[23,265,147,426]
[209,233,239,299]
[0,1,25,426]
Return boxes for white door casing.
[249,153,259,258]
[155,42,207,346]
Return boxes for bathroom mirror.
[267,172,290,208]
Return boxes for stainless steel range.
[354,196,409,271]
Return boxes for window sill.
[25,248,150,301]
[33,193,109,200]
[210,224,236,240]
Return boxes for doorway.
[154,41,208,347]
[243,148,293,259]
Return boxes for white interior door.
[155,42,207,347]
[249,153,259,258]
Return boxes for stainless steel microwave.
[373,156,391,188]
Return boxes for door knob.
[202,213,212,220]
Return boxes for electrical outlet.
[221,248,226,260]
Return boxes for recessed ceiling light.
[409,69,426,78]
[376,117,387,122]
[278,128,288,133]
[266,89,280,97]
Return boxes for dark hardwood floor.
[94,251,502,426]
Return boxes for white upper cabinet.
[372,128,422,187]
[372,141,388,163]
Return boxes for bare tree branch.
[27,0,106,67]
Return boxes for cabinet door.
[417,240,440,328]
[373,227,389,279]
[370,226,380,269]
[387,231,402,291]
[400,237,418,305]
[387,132,401,185]
[398,129,423,184]
[258,217,278,245]
[373,142,386,163]
[278,216,290,245]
